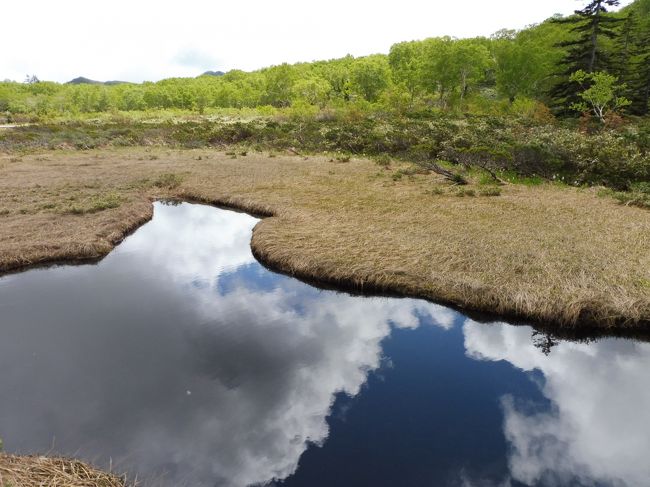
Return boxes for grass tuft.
[65,193,122,215]
[0,453,125,487]
[151,173,183,189]
[479,187,502,197]
[455,188,476,197]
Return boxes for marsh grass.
[0,148,648,330]
[151,172,183,189]
[65,193,123,215]
[479,187,502,197]
[455,188,476,197]
[0,454,125,487]
[426,186,445,195]
[373,154,392,167]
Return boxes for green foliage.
[1,2,649,196]
[0,1,648,120]
[570,70,631,122]
[549,0,626,113]
[292,77,331,107]
[492,26,565,101]
[389,41,424,102]
[598,184,650,208]
[349,55,391,102]
[1,114,648,191]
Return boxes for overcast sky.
[3,0,633,83]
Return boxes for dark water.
[1,202,649,487]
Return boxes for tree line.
[1,0,648,120]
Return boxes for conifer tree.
[623,4,650,114]
[627,29,650,114]
[550,0,624,114]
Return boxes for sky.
[2,0,634,83]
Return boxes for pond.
[0,201,649,487]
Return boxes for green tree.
[420,37,491,108]
[388,41,424,103]
[492,27,562,102]
[292,77,331,107]
[621,0,650,114]
[420,37,455,105]
[317,56,353,102]
[262,64,296,107]
[349,55,390,102]
[550,0,624,113]
[452,39,492,101]
[570,70,630,122]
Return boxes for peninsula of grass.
[0,142,648,332]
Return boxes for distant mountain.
[201,70,225,77]
[65,72,224,85]
[66,76,127,85]
[67,76,101,85]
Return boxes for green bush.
[1,115,648,193]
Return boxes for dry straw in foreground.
[0,453,125,487]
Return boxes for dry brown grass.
[0,453,125,486]
[0,147,648,330]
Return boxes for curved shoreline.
[1,148,648,335]
[2,195,648,339]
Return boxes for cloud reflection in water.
[0,202,454,487]
[1,202,649,487]
[464,320,650,487]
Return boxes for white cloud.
[2,0,633,82]
[464,321,650,487]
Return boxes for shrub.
[374,153,392,167]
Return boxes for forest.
[2,0,649,119]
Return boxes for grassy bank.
[0,453,125,486]
[0,146,648,332]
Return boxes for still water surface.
[1,202,649,487]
